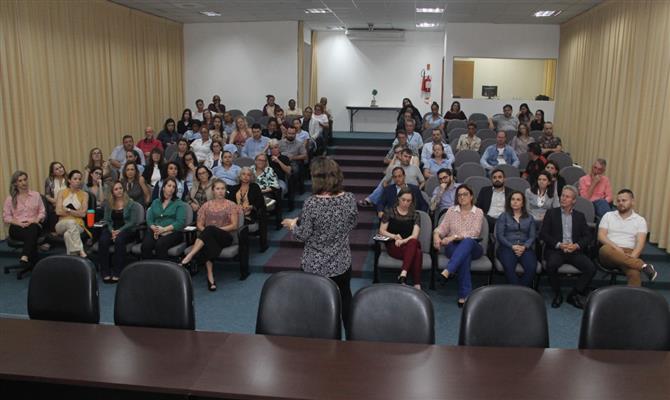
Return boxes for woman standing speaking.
[282,156,358,326]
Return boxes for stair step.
[330,154,386,167]
[329,145,389,157]
[344,178,380,194]
[341,166,385,179]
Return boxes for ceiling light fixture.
[199,11,221,17]
[416,22,439,28]
[534,10,562,17]
[327,26,345,31]
[416,7,444,14]
[305,8,331,14]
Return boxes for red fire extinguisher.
[421,64,432,102]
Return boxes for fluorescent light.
[534,10,562,17]
[199,11,221,17]
[416,22,439,28]
[327,26,345,31]
[305,8,330,14]
[416,7,444,14]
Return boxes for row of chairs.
[28,260,669,351]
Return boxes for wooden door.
[453,60,474,98]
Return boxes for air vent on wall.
[346,29,405,41]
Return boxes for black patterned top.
[292,192,358,277]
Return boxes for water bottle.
[86,209,95,228]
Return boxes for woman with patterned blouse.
[227,167,267,251]
[181,179,240,291]
[378,187,423,289]
[433,184,485,307]
[282,156,358,326]
[251,153,280,195]
[188,165,213,213]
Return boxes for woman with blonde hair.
[229,116,251,151]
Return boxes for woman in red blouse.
[433,184,484,307]
[181,179,239,291]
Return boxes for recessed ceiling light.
[416,7,444,14]
[200,11,221,17]
[534,10,562,17]
[305,8,331,14]
[327,26,345,31]
[416,22,439,28]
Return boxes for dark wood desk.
[1,318,670,399]
[345,106,401,132]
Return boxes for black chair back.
[114,260,195,330]
[256,271,341,340]
[28,255,99,323]
[349,284,435,344]
[459,285,548,348]
[579,286,670,350]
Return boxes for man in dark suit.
[540,185,596,309]
[476,168,513,232]
[376,167,427,217]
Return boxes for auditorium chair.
[348,284,435,344]
[547,152,573,170]
[256,271,342,340]
[479,139,497,155]
[504,177,531,193]
[459,285,548,348]
[476,128,496,141]
[496,164,521,179]
[560,165,586,186]
[455,162,486,183]
[453,150,480,168]
[462,176,491,199]
[90,201,145,262]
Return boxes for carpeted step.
[261,247,372,276]
[343,178,382,194]
[329,146,389,157]
[340,165,385,180]
[330,154,385,167]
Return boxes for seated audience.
[401,119,423,154]
[110,135,146,169]
[177,109,192,135]
[274,109,289,135]
[191,126,213,163]
[268,140,292,196]
[517,103,533,127]
[84,148,116,185]
[262,94,278,117]
[444,101,467,121]
[227,167,267,250]
[530,109,545,131]
[456,122,482,151]
[423,143,452,179]
[383,149,425,189]
[433,184,484,307]
[523,143,546,183]
[495,191,537,287]
[358,144,419,208]
[578,158,613,219]
[385,130,415,165]
[121,161,151,207]
[202,110,214,129]
[125,149,144,174]
[210,115,226,143]
[181,179,240,291]
[476,168,513,231]
[421,128,453,167]
[397,98,423,127]
[55,170,89,257]
[192,98,206,121]
[480,131,520,172]
[396,109,419,131]
[182,151,199,187]
[169,138,190,165]
[142,148,166,188]
[510,123,534,156]
[540,185,596,309]
[251,153,280,198]
[151,161,188,202]
[44,161,67,234]
[182,119,202,143]
[157,118,180,149]
[544,160,566,199]
[229,116,251,151]
[84,166,105,209]
[309,103,329,151]
[141,177,187,260]
[430,168,460,218]
[208,94,226,116]
[378,188,423,289]
[262,118,282,140]
[377,167,428,217]
[212,151,241,187]
[3,171,46,268]
[525,171,559,225]
[243,123,270,158]
[188,165,213,213]
[598,189,657,286]
[301,106,313,132]
[137,126,163,160]
[488,104,519,132]
[279,126,308,177]
[98,182,138,283]
[285,98,302,118]
[538,122,562,155]
[205,140,224,170]
[222,112,235,136]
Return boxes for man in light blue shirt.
[212,151,241,186]
[109,134,146,170]
[480,131,520,171]
[421,128,454,167]
[241,124,269,159]
[182,119,202,142]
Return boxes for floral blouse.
[250,166,280,191]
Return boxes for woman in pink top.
[181,179,240,291]
[229,116,251,150]
[433,184,485,307]
[3,171,46,267]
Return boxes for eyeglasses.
[457,192,470,197]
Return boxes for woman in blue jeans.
[495,191,537,287]
[433,185,484,307]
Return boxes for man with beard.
[377,167,427,218]
[598,189,656,286]
[476,168,512,231]
[430,168,459,219]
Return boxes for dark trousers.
[544,249,596,295]
[330,267,352,332]
[385,238,422,285]
[98,229,134,277]
[497,246,537,287]
[141,230,182,259]
[196,226,233,263]
[9,224,41,263]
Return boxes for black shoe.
[239,271,250,281]
[103,276,113,284]
[457,299,465,308]
[642,264,658,282]
[207,277,217,292]
[566,293,586,309]
[397,274,407,285]
[551,293,563,308]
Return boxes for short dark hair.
[196,98,204,104]
[437,168,452,177]
[503,104,513,111]
[251,123,261,130]
[617,188,634,198]
[122,134,133,142]
[391,166,405,176]
[395,129,407,137]
[527,142,542,156]
[401,148,413,157]
[467,122,477,129]
[491,168,505,178]
[66,169,82,187]
[191,119,202,128]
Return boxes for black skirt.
[196,225,234,263]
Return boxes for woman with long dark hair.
[495,190,537,287]
[177,108,192,134]
[142,147,167,188]
[158,118,179,148]
[444,101,467,121]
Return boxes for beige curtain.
[555,0,670,251]
[0,0,183,238]
[542,59,556,99]
[309,31,319,107]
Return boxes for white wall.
[445,23,560,120]
[316,31,444,132]
[183,21,298,114]
[458,58,547,100]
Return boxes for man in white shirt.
[192,99,206,121]
[598,189,656,285]
[421,128,454,167]
[190,126,213,163]
[109,135,146,170]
